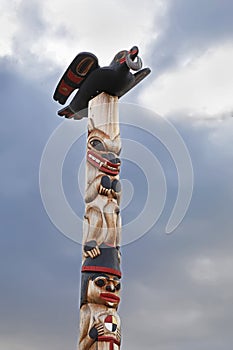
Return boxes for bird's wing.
[118,68,151,98]
[53,52,99,105]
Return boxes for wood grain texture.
[83,93,121,259]
[79,93,122,350]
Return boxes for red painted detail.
[82,266,122,278]
[100,293,120,304]
[67,69,84,84]
[98,336,120,348]
[119,49,137,64]
[58,80,74,96]
[119,57,126,64]
[105,315,113,323]
[129,49,138,56]
[87,150,120,175]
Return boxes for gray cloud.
[119,114,233,349]
[1,1,233,347]
[0,60,81,349]
[149,0,233,74]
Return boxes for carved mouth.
[100,293,120,304]
[87,150,120,175]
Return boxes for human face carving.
[87,273,121,308]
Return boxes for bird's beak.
[129,46,139,60]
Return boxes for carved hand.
[84,240,101,259]
[84,246,101,258]
[89,323,105,340]
[116,327,121,342]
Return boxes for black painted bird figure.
[53,46,151,119]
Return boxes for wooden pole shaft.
[79,93,122,350]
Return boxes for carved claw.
[99,184,112,196]
[84,240,101,259]
[99,176,121,198]
[99,175,112,197]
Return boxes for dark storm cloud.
[1,66,233,349]
[149,0,233,73]
[122,212,233,350]
[1,0,233,345]
[0,60,82,349]
[120,114,233,349]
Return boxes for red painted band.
[58,80,74,95]
[119,57,126,64]
[67,69,84,84]
[82,266,121,278]
[98,336,120,346]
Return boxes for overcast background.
[1,0,233,349]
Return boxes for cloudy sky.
[1,0,233,349]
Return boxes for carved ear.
[89,118,95,131]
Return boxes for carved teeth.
[88,153,101,164]
[87,150,120,175]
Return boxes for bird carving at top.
[53,46,151,119]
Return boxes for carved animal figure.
[83,119,121,261]
[53,46,151,119]
[79,94,123,350]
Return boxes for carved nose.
[106,283,115,292]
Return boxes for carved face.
[110,50,128,65]
[87,273,121,308]
[87,128,121,175]
[88,128,121,155]
[110,47,139,66]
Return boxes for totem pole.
[53,46,151,349]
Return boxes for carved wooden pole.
[52,45,150,349]
[79,93,122,350]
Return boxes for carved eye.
[115,282,121,291]
[116,52,125,60]
[94,278,106,287]
[90,139,105,151]
[113,51,126,63]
